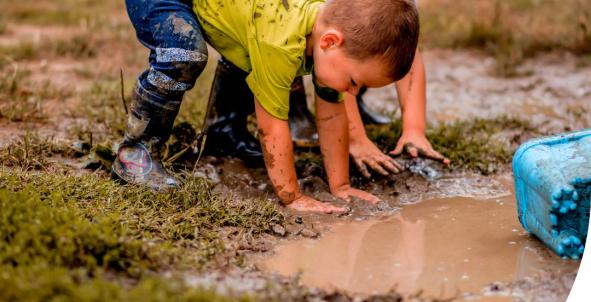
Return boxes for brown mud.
[259,194,579,300]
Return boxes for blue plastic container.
[512,129,591,259]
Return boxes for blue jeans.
[125,0,208,102]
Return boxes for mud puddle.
[260,194,579,300]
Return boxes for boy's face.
[313,32,393,95]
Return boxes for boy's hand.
[287,195,348,214]
[390,130,450,165]
[332,185,381,204]
[350,137,403,178]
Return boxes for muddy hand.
[390,133,450,165]
[350,137,403,178]
[333,185,381,204]
[287,195,348,214]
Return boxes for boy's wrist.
[402,125,425,136]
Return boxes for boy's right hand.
[332,185,381,204]
[287,195,348,214]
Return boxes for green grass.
[420,0,591,76]
[0,166,284,300]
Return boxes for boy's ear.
[319,29,344,50]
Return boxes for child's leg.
[112,0,208,189]
[202,57,263,163]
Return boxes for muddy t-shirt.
[194,0,324,120]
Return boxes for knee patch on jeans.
[148,47,208,92]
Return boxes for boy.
[203,1,449,177]
[114,0,419,213]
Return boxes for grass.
[0,35,99,62]
[0,165,284,300]
[0,0,121,27]
[0,66,72,122]
[420,0,591,76]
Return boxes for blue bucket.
[512,129,591,259]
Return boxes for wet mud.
[259,194,579,300]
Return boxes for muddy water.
[260,195,579,299]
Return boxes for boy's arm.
[315,96,380,203]
[347,50,449,178]
[345,94,403,178]
[254,99,346,213]
[390,50,449,164]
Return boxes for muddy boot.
[203,58,263,164]
[357,87,392,125]
[112,82,180,190]
[289,76,319,148]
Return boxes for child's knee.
[148,45,208,92]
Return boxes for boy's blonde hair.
[322,0,419,81]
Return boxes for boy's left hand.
[332,185,381,204]
[390,130,450,165]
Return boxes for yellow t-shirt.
[194,0,323,120]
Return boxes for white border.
[567,212,591,301]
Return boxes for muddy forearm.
[344,93,369,144]
[395,50,427,134]
[254,99,301,204]
[315,96,350,192]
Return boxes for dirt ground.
[1,1,590,301]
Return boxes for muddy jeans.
[125,0,208,103]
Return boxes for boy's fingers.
[389,145,403,156]
[367,159,389,176]
[380,158,400,174]
[422,149,451,165]
[355,159,372,178]
[406,145,419,157]
[385,156,404,172]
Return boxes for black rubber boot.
[202,58,264,164]
[357,87,392,125]
[288,76,319,148]
[112,82,180,190]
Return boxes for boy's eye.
[350,79,357,87]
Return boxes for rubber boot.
[202,58,264,164]
[357,87,392,125]
[112,82,180,190]
[288,76,319,148]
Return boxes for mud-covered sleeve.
[246,42,299,120]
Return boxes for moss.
[0,168,284,266]
[0,188,168,276]
[0,266,254,302]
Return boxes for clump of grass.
[0,188,167,276]
[0,165,285,299]
[0,169,284,266]
[0,133,69,170]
